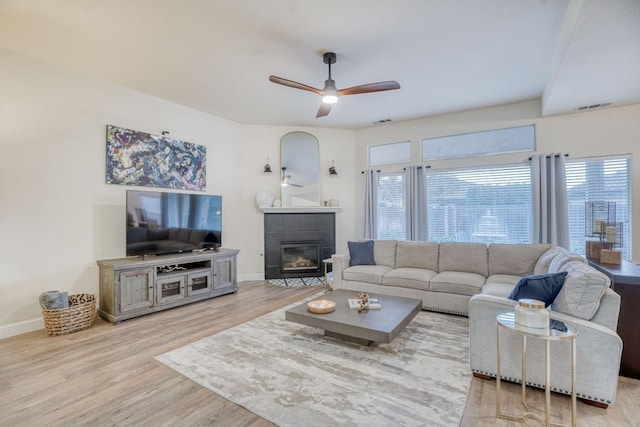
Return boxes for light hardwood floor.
[1,281,638,426]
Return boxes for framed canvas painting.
[105,125,206,191]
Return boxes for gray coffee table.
[285,289,422,345]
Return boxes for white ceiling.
[1,0,639,129]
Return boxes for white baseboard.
[239,273,265,282]
[0,317,44,340]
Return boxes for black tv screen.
[126,190,222,256]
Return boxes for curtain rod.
[361,170,381,174]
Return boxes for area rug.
[155,298,470,426]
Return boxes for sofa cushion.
[552,261,611,320]
[343,265,393,285]
[430,271,485,296]
[548,247,585,273]
[533,247,559,275]
[383,268,437,291]
[481,282,516,298]
[348,240,376,266]
[486,274,522,287]
[438,242,488,276]
[373,240,397,267]
[508,272,568,307]
[395,241,439,270]
[488,243,550,276]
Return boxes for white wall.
[355,100,640,263]
[0,49,357,336]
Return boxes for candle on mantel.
[605,226,617,244]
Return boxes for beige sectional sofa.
[331,240,622,406]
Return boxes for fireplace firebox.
[281,241,321,276]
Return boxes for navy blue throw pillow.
[508,272,568,307]
[348,240,376,267]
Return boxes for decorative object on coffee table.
[356,292,369,312]
[307,299,336,314]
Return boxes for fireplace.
[264,212,335,279]
[281,241,321,276]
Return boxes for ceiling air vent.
[576,102,612,111]
[374,118,392,124]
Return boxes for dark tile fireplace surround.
[264,212,336,279]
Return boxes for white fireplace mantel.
[260,207,342,213]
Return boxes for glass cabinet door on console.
[155,276,186,305]
[119,268,154,313]
[188,271,213,296]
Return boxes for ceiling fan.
[269,52,401,118]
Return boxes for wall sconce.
[329,160,338,176]
[263,157,272,174]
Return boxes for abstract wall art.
[106,125,206,191]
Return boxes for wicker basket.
[41,293,97,336]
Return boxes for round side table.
[496,312,577,427]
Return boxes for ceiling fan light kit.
[269,51,400,118]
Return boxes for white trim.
[240,273,265,281]
[0,317,44,340]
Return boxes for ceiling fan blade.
[338,81,401,96]
[316,103,332,118]
[269,76,323,95]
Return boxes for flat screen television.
[126,189,222,257]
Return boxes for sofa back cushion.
[533,247,559,275]
[373,240,397,267]
[395,241,439,271]
[552,261,611,320]
[548,247,586,273]
[488,243,551,276]
[438,242,488,276]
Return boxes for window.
[422,125,535,161]
[565,157,632,259]
[377,172,406,240]
[369,141,411,166]
[427,164,532,243]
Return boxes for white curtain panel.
[406,165,428,241]
[363,169,378,239]
[531,153,570,248]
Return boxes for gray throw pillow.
[348,240,376,266]
[508,272,568,307]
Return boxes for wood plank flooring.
[1,281,638,426]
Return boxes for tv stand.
[97,248,239,323]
